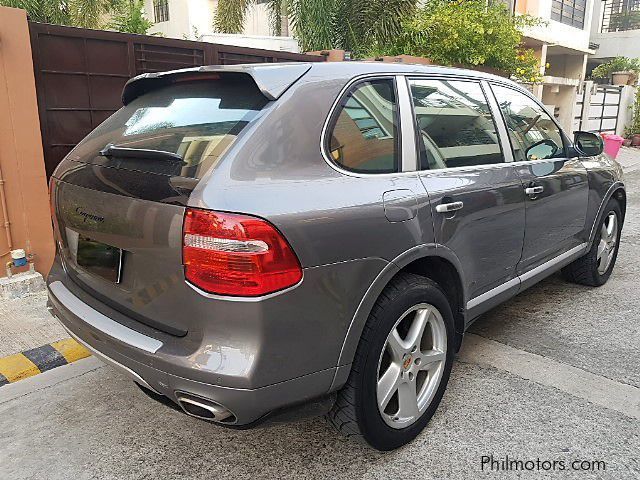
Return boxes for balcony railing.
[601,0,640,32]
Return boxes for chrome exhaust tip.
[176,393,236,424]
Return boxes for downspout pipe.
[0,157,13,257]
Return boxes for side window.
[409,79,503,170]
[492,85,565,162]
[327,78,399,174]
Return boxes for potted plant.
[592,56,640,85]
[612,71,635,85]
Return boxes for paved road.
[1,171,639,479]
[0,290,66,357]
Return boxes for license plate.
[76,236,122,283]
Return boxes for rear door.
[490,84,589,274]
[408,77,526,311]
[51,75,269,336]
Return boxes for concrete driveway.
[1,170,639,479]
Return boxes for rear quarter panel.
[187,66,438,382]
[188,66,436,268]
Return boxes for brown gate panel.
[134,43,206,73]
[29,22,324,177]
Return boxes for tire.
[562,198,622,287]
[327,272,455,451]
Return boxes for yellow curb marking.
[51,338,91,363]
[0,353,41,383]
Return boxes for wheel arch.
[331,245,467,392]
[588,182,626,246]
[403,255,466,347]
[614,187,627,219]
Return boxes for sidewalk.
[616,146,640,173]
[0,283,88,386]
[0,290,65,358]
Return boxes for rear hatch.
[51,72,269,336]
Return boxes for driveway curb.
[0,338,91,386]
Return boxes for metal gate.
[573,84,623,134]
[28,22,324,178]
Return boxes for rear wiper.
[99,143,184,163]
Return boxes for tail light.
[183,208,302,296]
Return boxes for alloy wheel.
[376,303,447,429]
[597,212,618,275]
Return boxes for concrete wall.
[591,30,640,60]
[0,7,55,277]
[243,2,272,36]
[146,0,193,38]
[145,0,217,39]
[187,0,218,38]
[617,85,636,135]
[542,83,580,131]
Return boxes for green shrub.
[368,0,544,82]
[624,87,640,137]
[108,0,153,34]
[592,56,640,80]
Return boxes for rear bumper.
[47,277,336,426]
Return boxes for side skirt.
[465,243,588,324]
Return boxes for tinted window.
[409,79,503,170]
[327,79,399,173]
[492,85,565,162]
[69,75,268,178]
[551,0,585,29]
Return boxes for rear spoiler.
[122,63,312,105]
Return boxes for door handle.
[525,186,544,195]
[435,201,464,213]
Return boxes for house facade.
[589,0,640,68]
[142,0,300,51]
[509,0,598,130]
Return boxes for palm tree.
[0,0,71,24]
[70,0,113,28]
[214,0,286,36]
[0,0,130,29]
[214,0,417,55]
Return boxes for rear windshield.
[68,75,268,178]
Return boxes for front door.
[490,84,589,272]
[407,78,525,306]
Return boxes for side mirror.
[574,131,604,157]
[525,139,559,161]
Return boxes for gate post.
[0,7,54,277]
[616,85,636,136]
[580,81,594,132]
